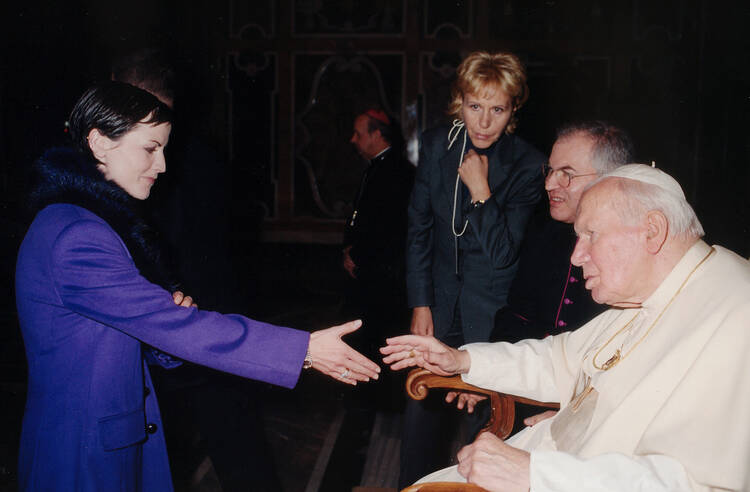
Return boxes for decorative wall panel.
[227,51,278,219]
[293,0,405,36]
[419,52,461,129]
[520,55,614,147]
[229,0,276,39]
[294,54,404,218]
[423,0,473,39]
[487,0,617,41]
[632,0,684,41]
[214,0,747,253]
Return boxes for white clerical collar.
[640,240,713,312]
[371,146,391,161]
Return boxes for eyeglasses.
[543,164,598,188]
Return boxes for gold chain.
[570,376,594,411]
[592,247,715,371]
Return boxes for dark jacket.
[406,125,545,343]
[344,146,414,288]
[15,148,309,491]
[491,206,605,343]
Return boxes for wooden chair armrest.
[405,368,559,440]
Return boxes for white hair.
[587,164,704,238]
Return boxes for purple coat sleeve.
[51,216,309,389]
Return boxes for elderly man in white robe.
[382,164,750,491]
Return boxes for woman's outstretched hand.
[308,320,380,385]
[379,334,471,376]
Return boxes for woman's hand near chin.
[458,150,491,203]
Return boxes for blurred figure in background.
[112,48,276,491]
[343,107,414,410]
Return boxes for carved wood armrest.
[405,368,559,440]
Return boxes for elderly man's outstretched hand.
[308,320,380,385]
[379,334,471,376]
[457,432,530,492]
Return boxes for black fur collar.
[30,147,177,291]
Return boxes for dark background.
[3,1,749,248]
[1,0,748,489]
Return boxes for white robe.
[419,241,750,491]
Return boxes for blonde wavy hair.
[447,51,529,134]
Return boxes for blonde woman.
[401,51,545,486]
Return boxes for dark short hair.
[556,121,634,174]
[111,48,176,105]
[69,81,173,160]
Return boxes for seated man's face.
[545,133,598,223]
[571,180,651,306]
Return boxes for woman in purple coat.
[14,81,380,491]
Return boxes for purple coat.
[15,203,310,491]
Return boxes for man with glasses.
[491,121,634,344]
[450,121,634,422]
[492,121,633,342]
[385,163,750,491]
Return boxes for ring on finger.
[409,350,416,358]
[341,368,350,379]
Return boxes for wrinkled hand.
[410,306,434,336]
[456,432,530,492]
[458,150,491,203]
[172,291,197,309]
[446,391,487,413]
[308,320,380,385]
[342,245,357,279]
[524,410,558,427]
[380,334,470,376]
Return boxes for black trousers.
[343,267,410,412]
[151,364,281,492]
[398,304,490,488]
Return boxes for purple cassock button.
[569,276,578,283]
[557,320,567,327]
[564,298,573,305]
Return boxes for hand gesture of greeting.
[308,320,380,385]
[380,334,470,376]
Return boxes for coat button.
[146,423,158,434]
